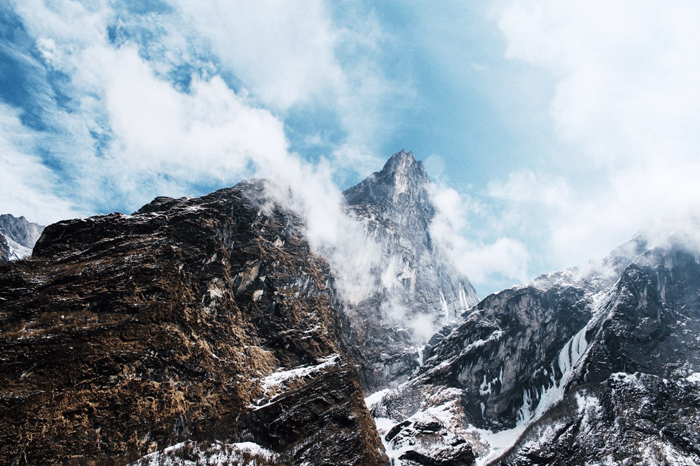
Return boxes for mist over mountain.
[1,152,699,465]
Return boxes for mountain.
[369,235,700,465]
[3,150,700,466]
[0,151,479,465]
[343,150,478,390]
[0,214,44,263]
[0,181,385,465]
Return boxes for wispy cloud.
[496,0,700,268]
[0,0,388,303]
[1,0,406,220]
[0,103,79,223]
[429,182,530,292]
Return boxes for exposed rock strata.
[370,237,700,465]
[0,181,385,465]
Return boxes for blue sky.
[2,0,700,296]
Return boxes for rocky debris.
[0,180,386,465]
[369,236,700,465]
[132,440,282,465]
[0,214,44,263]
[343,150,477,391]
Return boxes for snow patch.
[575,391,601,417]
[475,425,528,466]
[131,440,278,465]
[440,290,450,320]
[251,354,339,408]
[4,235,32,261]
[365,388,391,411]
[479,366,503,397]
[465,330,504,354]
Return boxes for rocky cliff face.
[343,150,478,391]
[499,243,700,465]
[369,236,700,465]
[0,214,44,263]
[0,181,385,465]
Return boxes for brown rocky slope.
[0,180,386,465]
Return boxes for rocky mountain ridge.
[369,235,700,465]
[2,151,700,465]
[0,214,44,263]
[0,181,385,465]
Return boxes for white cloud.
[170,0,343,111]
[8,1,297,202]
[0,104,79,224]
[488,170,570,208]
[98,46,288,185]
[169,0,410,157]
[429,183,530,289]
[497,0,700,268]
[4,0,382,304]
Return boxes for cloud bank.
[2,0,403,222]
[0,0,389,304]
[6,0,699,299]
[494,0,700,269]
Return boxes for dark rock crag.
[0,181,386,465]
[498,243,700,464]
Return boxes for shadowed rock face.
[0,181,386,466]
[419,282,593,431]
[370,238,700,465]
[343,150,478,391]
[498,246,700,465]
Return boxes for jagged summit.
[343,149,432,213]
[340,150,478,390]
[379,149,429,183]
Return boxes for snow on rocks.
[130,440,279,465]
[250,354,340,408]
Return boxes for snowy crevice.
[517,326,589,426]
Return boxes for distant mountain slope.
[370,235,700,465]
[0,214,44,263]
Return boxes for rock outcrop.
[499,242,700,465]
[0,181,385,465]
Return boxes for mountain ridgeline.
[0,214,44,264]
[1,151,699,465]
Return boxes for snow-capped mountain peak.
[0,214,44,263]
